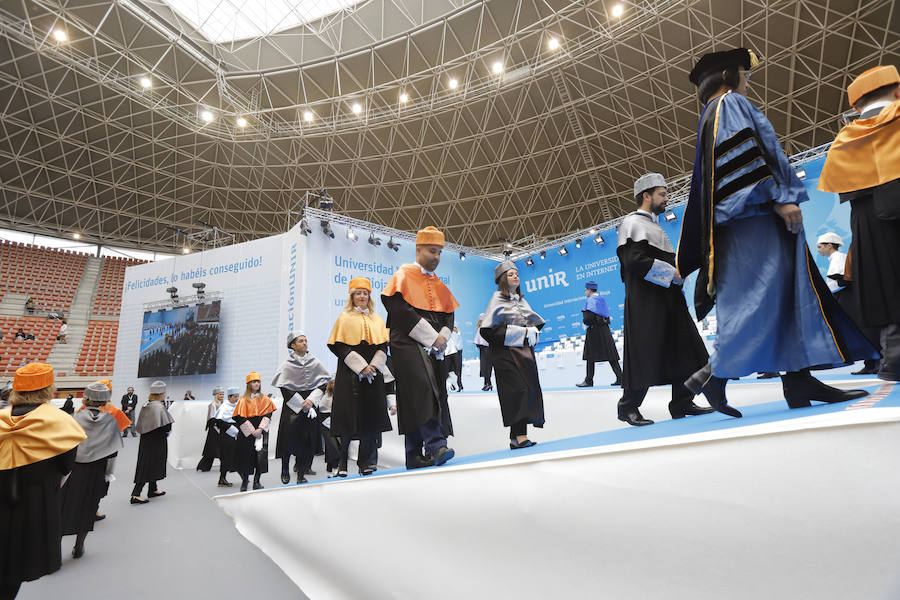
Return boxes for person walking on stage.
[131,380,173,504]
[445,327,464,392]
[381,226,458,470]
[233,372,276,491]
[475,314,494,391]
[61,382,121,559]
[212,387,241,487]
[677,48,877,416]
[273,333,332,484]
[0,363,85,600]
[576,281,623,388]
[196,386,225,472]
[818,64,900,382]
[328,278,393,477]
[615,174,715,426]
[120,386,138,437]
[480,261,546,448]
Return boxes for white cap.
[816,232,843,247]
[634,173,667,198]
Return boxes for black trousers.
[618,383,694,416]
[586,360,623,382]
[132,481,158,496]
[339,435,377,472]
[509,420,528,438]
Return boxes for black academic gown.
[618,238,709,389]
[60,452,115,536]
[0,406,77,587]
[276,387,324,469]
[582,311,619,362]
[233,414,273,476]
[844,178,900,328]
[197,404,221,471]
[133,424,170,484]
[381,294,454,437]
[328,341,392,438]
[213,416,238,474]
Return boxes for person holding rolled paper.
[328,277,393,477]
[212,387,241,487]
[273,333,331,484]
[233,372,276,491]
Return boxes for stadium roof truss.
[0,0,897,253]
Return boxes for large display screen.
[138,300,220,377]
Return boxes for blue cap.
[585,281,598,291]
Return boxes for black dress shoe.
[782,370,869,408]
[281,472,290,485]
[72,546,85,559]
[306,469,316,476]
[130,496,149,504]
[509,438,537,449]
[360,468,375,476]
[432,446,455,466]
[481,385,493,392]
[148,490,166,498]
[252,481,264,490]
[297,476,308,484]
[618,411,654,426]
[669,402,715,419]
[684,364,742,418]
[851,367,879,375]
[240,481,248,492]
[611,380,622,387]
[406,454,435,470]
[94,513,106,521]
[575,380,593,388]
[757,371,780,379]
[217,478,233,487]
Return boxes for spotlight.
[192,282,206,296]
[589,228,597,234]
[387,237,400,252]
[52,29,67,42]
[664,211,677,222]
[200,110,214,123]
[796,169,807,180]
[368,232,382,246]
[540,251,546,260]
[492,61,504,74]
[504,242,514,250]
[316,189,334,210]
[558,246,568,256]
[525,258,535,266]
[575,238,582,248]
[459,252,466,261]
[503,250,512,257]
[346,228,358,242]
[182,247,191,254]
[303,111,314,122]
[299,218,311,236]
[166,286,178,299]
[72,232,81,240]
[351,102,362,114]
[547,37,560,51]
[320,220,334,238]
[448,78,458,89]
[399,92,409,103]
[611,3,625,18]
[139,76,152,89]
[236,117,248,127]
[594,234,604,245]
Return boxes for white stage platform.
[214,379,900,600]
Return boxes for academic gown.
[197,400,222,471]
[329,342,392,438]
[382,265,458,437]
[676,91,878,378]
[617,212,709,389]
[0,404,82,587]
[480,292,546,429]
[134,402,173,485]
[212,402,239,474]
[276,387,323,465]
[581,295,619,363]
[232,395,275,477]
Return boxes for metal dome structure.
[0,0,897,252]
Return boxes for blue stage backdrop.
[514,154,846,346]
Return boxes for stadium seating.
[93,255,146,316]
[0,240,88,312]
[74,320,119,376]
[0,317,62,376]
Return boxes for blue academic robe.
[676,91,878,378]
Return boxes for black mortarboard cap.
[689,48,761,86]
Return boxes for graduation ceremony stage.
[214,376,900,600]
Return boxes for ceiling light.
[182,247,191,254]
[52,29,67,42]
[558,246,568,256]
[368,232,381,246]
[200,110,214,123]
[346,228,358,242]
[589,228,597,234]
[611,3,625,17]
[139,76,152,89]
[664,211,677,222]
[320,220,334,238]
[351,103,362,114]
[236,117,248,127]
[459,252,466,261]
[594,234,604,245]
[547,37,560,51]
[448,78,458,89]
[575,238,582,248]
[492,61,504,74]
[525,258,535,267]
[399,92,409,103]
[540,250,546,260]
[72,232,81,240]
[303,111,314,122]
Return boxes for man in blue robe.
[676,48,877,417]
[576,281,623,387]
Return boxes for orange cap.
[13,362,54,392]
[246,371,261,383]
[848,65,900,106]
[348,277,372,292]
[415,226,445,247]
[97,379,112,391]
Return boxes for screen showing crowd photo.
[138,301,221,377]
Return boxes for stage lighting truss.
[144,289,223,312]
